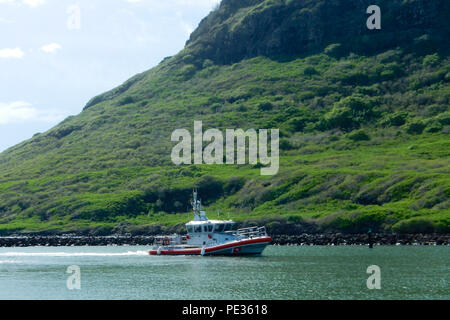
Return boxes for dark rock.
[186,0,449,65]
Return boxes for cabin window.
[186,225,194,233]
[224,223,236,231]
[207,224,213,232]
[215,224,225,232]
[194,225,202,233]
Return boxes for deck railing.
[154,226,268,245]
[230,226,267,239]
[154,235,186,245]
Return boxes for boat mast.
[191,189,201,217]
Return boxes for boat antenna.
[192,189,200,216]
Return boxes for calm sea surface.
[0,245,448,300]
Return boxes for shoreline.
[0,233,448,247]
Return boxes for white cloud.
[0,17,14,23]
[0,101,36,124]
[0,101,65,124]
[40,43,62,53]
[0,0,45,7]
[0,47,24,58]
[23,0,45,7]
[176,0,221,6]
[125,0,221,8]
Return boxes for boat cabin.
[185,213,238,246]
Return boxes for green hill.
[0,0,449,235]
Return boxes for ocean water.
[0,245,448,300]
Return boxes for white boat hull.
[149,236,272,256]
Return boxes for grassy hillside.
[0,0,449,235]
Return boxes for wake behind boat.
[148,191,272,256]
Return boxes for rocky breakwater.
[0,233,448,247]
[0,235,155,247]
[270,233,450,246]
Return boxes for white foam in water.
[0,250,149,257]
[0,259,19,264]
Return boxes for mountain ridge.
[185,0,449,64]
[82,0,449,111]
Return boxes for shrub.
[223,177,245,195]
[356,85,379,96]
[424,104,447,117]
[303,66,318,76]
[379,62,403,80]
[336,94,374,115]
[181,54,195,64]
[202,59,214,69]
[341,72,369,86]
[325,94,377,130]
[210,103,222,113]
[280,138,295,150]
[348,129,370,141]
[423,54,440,67]
[324,43,344,58]
[297,91,315,100]
[424,120,443,133]
[287,117,306,132]
[392,219,435,234]
[235,104,247,112]
[195,175,223,203]
[257,101,274,111]
[406,120,426,134]
[436,112,450,125]
[118,96,135,106]
[324,106,356,131]
[287,215,303,224]
[179,64,197,80]
[380,111,408,127]
[48,125,83,139]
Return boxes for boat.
[148,191,272,256]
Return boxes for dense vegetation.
[0,0,448,235]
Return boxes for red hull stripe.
[148,236,272,255]
[204,237,271,253]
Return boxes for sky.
[0,0,221,152]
